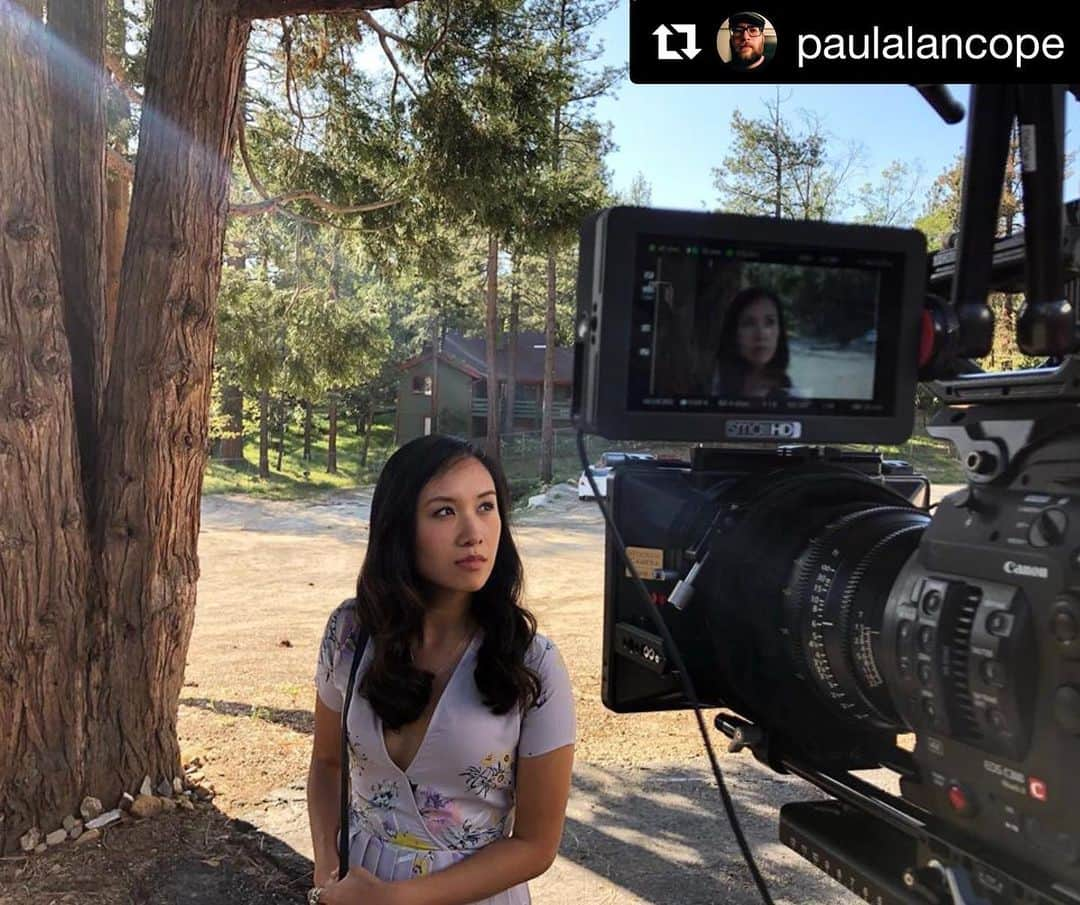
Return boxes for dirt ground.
[2,479,961,905]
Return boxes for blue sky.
[590,2,1080,217]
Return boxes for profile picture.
[717,11,776,72]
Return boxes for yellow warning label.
[625,546,663,579]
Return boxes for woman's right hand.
[313,861,338,888]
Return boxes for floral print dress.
[315,599,576,905]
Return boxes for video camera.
[571,85,1080,905]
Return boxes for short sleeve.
[518,635,576,758]
[314,599,359,713]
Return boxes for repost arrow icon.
[671,24,700,59]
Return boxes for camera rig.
[575,84,1080,905]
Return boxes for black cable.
[576,431,776,905]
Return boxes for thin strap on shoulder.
[338,623,368,878]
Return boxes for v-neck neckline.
[379,633,479,777]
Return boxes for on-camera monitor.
[572,208,926,444]
[630,236,904,418]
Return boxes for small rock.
[177,798,195,811]
[62,815,77,832]
[139,776,153,797]
[68,821,83,840]
[172,776,184,794]
[130,794,163,819]
[75,828,101,845]
[155,779,173,798]
[45,828,67,846]
[159,797,177,812]
[118,792,135,811]
[278,638,292,647]
[79,796,103,821]
[85,808,122,830]
[193,785,215,801]
[19,827,42,852]
[34,842,47,854]
[186,769,204,784]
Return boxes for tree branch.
[231,190,398,215]
[104,49,143,106]
[233,117,399,221]
[234,0,417,21]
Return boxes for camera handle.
[917,85,1080,372]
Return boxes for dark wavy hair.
[354,434,540,729]
[713,286,791,396]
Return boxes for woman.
[307,435,575,905]
[710,286,794,400]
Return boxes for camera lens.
[698,467,930,735]
[784,504,930,730]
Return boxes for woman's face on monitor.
[736,296,780,368]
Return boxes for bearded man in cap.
[728,12,768,70]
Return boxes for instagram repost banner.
[629,3,1075,83]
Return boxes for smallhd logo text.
[629,4,1074,83]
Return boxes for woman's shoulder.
[318,597,363,662]
[524,632,564,670]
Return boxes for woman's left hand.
[318,866,405,905]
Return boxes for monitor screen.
[627,235,908,419]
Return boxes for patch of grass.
[203,409,395,501]
[857,431,967,484]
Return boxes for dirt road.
[184,479,961,904]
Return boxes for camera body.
[573,82,1080,905]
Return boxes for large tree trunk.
[87,0,250,810]
[0,0,94,853]
[484,234,500,460]
[47,0,109,515]
[540,249,557,483]
[327,391,339,474]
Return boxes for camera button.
[1028,508,1068,548]
[917,625,935,653]
[898,620,914,643]
[917,661,933,684]
[986,610,1013,637]
[1051,597,1080,645]
[946,782,977,817]
[922,589,943,616]
[980,659,1006,687]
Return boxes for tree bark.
[47,0,108,521]
[303,399,313,461]
[258,387,270,478]
[0,0,94,853]
[540,249,556,483]
[484,234,500,460]
[327,391,339,474]
[88,0,251,809]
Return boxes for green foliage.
[204,409,396,500]
[712,100,864,220]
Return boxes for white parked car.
[577,465,611,500]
